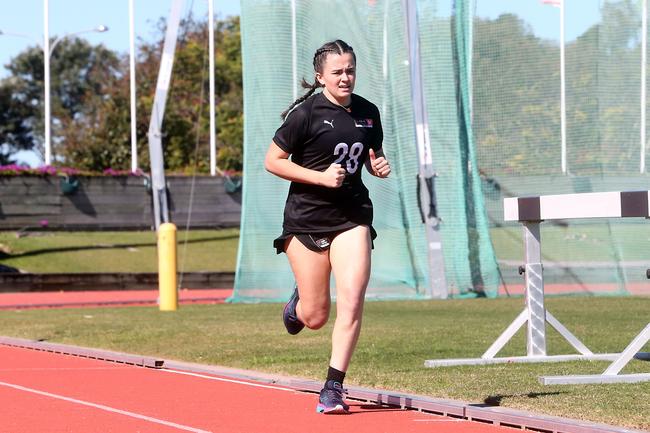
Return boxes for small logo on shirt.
[323,119,334,129]
[354,118,373,128]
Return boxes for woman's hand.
[368,149,391,178]
[320,163,346,188]
[265,141,344,187]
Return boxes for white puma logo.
[323,119,334,129]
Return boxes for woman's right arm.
[264,141,345,188]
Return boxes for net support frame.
[425,190,650,370]
[403,0,447,298]
[147,0,184,229]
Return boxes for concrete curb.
[0,336,163,368]
[0,336,646,433]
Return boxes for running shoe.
[316,380,350,414]
[282,286,304,335]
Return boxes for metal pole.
[560,0,567,174]
[641,0,647,173]
[208,0,216,176]
[129,0,138,173]
[148,0,185,229]
[49,26,108,56]
[291,0,297,101]
[43,0,51,166]
[381,0,388,116]
[403,0,447,298]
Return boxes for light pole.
[129,0,138,173]
[208,0,216,176]
[542,0,566,173]
[641,0,647,173]
[0,21,107,166]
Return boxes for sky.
[475,0,601,42]
[0,0,601,79]
[0,0,242,80]
[0,0,601,166]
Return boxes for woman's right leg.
[284,236,332,330]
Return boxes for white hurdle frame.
[425,191,650,385]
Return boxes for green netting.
[233,0,646,302]
[473,0,647,296]
[452,0,500,296]
[232,0,500,302]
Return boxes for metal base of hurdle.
[540,323,650,385]
[426,191,650,375]
[424,309,624,368]
[425,221,612,368]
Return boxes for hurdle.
[425,190,650,384]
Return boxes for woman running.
[264,39,391,414]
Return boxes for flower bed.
[0,164,146,178]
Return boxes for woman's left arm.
[365,148,391,178]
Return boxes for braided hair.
[280,39,356,120]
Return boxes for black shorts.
[273,225,377,254]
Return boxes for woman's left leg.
[328,225,372,372]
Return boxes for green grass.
[0,229,239,273]
[0,297,648,430]
[2,224,648,275]
[1,224,647,276]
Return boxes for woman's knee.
[301,305,330,329]
[335,291,365,323]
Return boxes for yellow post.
[157,222,178,311]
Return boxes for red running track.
[0,285,646,311]
[0,345,518,433]
[0,289,232,309]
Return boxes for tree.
[0,15,244,174]
[91,14,243,174]
[473,14,560,175]
[0,39,121,165]
[130,17,243,172]
[472,3,646,176]
[0,78,33,164]
[214,16,243,172]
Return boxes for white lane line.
[0,380,211,433]
[161,368,296,392]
